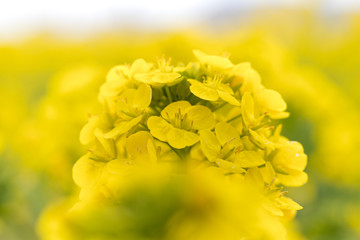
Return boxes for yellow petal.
[255,89,287,112]
[104,116,142,139]
[242,92,255,126]
[161,101,191,122]
[134,84,152,111]
[199,129,221,161]
[72,154,105,188]
[129,59,153,78]
[229,62,251,76]
[94,128,116,158]
[134,73,153,84]
[116,85,152,117]
[214,122,240,147]
[154,72,181,84]
[188,79,219,101]
[234,151,265,168]
[105,159,133,176]
[263,198,284,216]
[217,82,234,94]
[126,131,157,164]
[259,162,276,185]
[275,196,303,210]
[147,138,158,165]
[135,72,181,86]
[193,49,233,70]
[99,80,125,100]
[167,128,199,149]
[100,65,129,100]
[79,115,99,145]
[186,105,214,130]
[249,129,275,150]
[161,72,182,83]
[240,68,263,93]
[268,111,290,119]
[215,158,245,174]
[271,124,283,142]
[117,88,136,112]
[245,167,264,189]
[277,171,308,187]
[106,65,129,83]
[217,87,241,106]
[147,116,172,142]
[272,141,307,172]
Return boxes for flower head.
[69,50,308,239]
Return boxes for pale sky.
[0,0,359,41]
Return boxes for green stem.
[248,134,265,150]
[165,86,173,103]
[213,102,227,112]
[227,113,242,123]
[140,123,149,131]
[251,119,271,131]
[165,142,189,159]
[173,149,184,159]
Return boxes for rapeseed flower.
[135,58,184,87]
[61,50,308,239]
[148,101,214,149]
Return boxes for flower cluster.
[71,50,307,239]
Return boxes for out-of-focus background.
[1,0,360,239]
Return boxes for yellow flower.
[193,49,233,71]
[67,50,308,239]
[79,84,152,145]
[99,59,152,100]
[271,141,308,187]
[242,92,261,128]
[124,131,158,165]
[254,89,289,119]
[135,58,183,87]
[187,75,240,106]
[245,164,303,218]
[73,131,158,200]
[240,93,275,151]
[104,84,152,139]
[147,101,214,149]
[199,122,264,173]
[79,115,100,145]
[230,63,263,94]
[242,90,288,128]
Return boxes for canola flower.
[41,50,308,240]
[3,11,360,240]
[14,66,104,191]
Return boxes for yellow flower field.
[0,4,360,240]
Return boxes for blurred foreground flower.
[39,50,307,240]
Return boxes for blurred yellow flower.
[39,49,308,240]
[135,58,183,87]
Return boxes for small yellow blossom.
[200,122,264,173]
[271,141,308,187]
[188,75,240,105]
[148,101,214,149]
[99,59,152,100]
[193,49,234,71]
[73,131,158,200]
[104,84,152,138]
[135,58,183,87]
